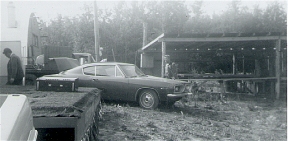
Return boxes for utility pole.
[142,22,148,47]
[93,1,100,62]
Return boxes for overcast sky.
[1,0,287,22]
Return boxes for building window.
[32,34,38,47]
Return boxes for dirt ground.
[98,94,287,141]
[0,85,286,141]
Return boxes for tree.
[40,0,287,66]
[98,1,189,63]
[95,1,143,63]
[143,1,189,34]
[72,4,95,54]
[262,1,287,32]
[45,15,73,46]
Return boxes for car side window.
[116,67,124,77]
[96,65,115,76]
[83,66,96,76]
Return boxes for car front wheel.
[139,90,159,109]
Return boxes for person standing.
[165,62,172,78]
[3,48,24,85]
[171,62,179,79]
[164,55,172,78]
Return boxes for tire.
[138,89,159,109]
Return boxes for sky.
[1,0,287,22]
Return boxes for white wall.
[1,1,30,63]
[1,2,30,76]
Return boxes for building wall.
[0,2,41,77]
[1,2,29,62]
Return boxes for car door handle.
[92,79,98,81]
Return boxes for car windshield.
[119,65,146,77]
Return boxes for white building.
[1,1,41,79]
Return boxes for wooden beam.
[275,39,281,99]
[178,77,277,81]
[159,36,287,42]
[161,42,166,78]
[140,33,164,51]
[143,49,276,53]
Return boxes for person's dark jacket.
[7,54,24,84]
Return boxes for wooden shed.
[139,32,287,99]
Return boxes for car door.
[81,66,98,87]
[91,65,128,101]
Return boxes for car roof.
[81,62,134,67]
[73,53,91,55]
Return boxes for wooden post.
[267,56,270,71]
[161,42,166,78]
[255,59,261,77]
[275,38,281,99]
[270,81,275,98]
[242,55,245,74]
[233,53,236,74]
[268,56,274,98]
[281,52,284,72]
[93,1,100,62]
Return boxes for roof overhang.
[159,36,287,42]
[140,32,287,52]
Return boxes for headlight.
[185,84,191,92]
[174,86,181,92]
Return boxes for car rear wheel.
[139,90,159,109]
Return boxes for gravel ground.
[1,84,286,141]
[98,94,287,141]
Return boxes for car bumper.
[167,92,192,98]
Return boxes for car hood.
[44,74,64,77]
[131,75,186,85]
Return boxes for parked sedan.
[1,94,38,141]
[43,62,192,109]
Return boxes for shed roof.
[140,32,287,53]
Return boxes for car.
[0,94,38,141]
[41,62,192,109]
